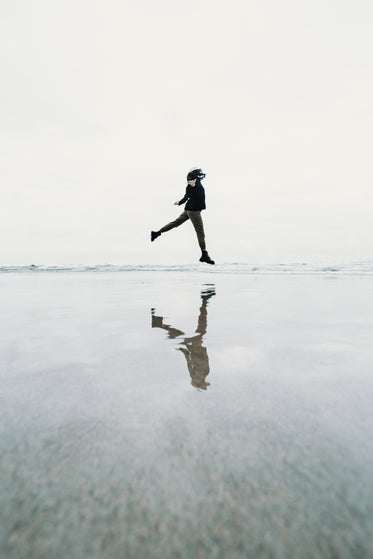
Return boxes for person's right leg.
[187,211,206,250]
[151,211,189,241]
[187,211,215,264]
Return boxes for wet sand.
[1,271,373,558]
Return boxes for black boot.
[151,231,161,242]
[199,250,215,265]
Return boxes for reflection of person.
[151,286,215,390]
[151,168,215,265]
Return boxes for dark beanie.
[187,168,206,181]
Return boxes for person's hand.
[174,201,179,206]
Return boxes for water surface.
[1,272,373,558]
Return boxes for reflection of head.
[192,378,210,391]
[190,352,211,390]
[177,341,210,390]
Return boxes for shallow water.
[1,272,373,558]
[1,259,373,275]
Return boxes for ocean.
[1,260,373,275]
[1,265,373,558]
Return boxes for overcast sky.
[1,0,372,265]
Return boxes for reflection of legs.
[151,309,184,339]
[196,287,215,335]
[187,211,206,251]
[160,211,189,233]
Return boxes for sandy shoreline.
[1,272,373,558]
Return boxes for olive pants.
[159,210,206,251]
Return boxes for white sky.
[1,0,372,265]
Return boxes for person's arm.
[174,186,190,206]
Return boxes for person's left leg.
[151,211,189,242]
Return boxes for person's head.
[187,168,206,187]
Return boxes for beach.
[1,269,373,559]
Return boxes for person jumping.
[151,168,215,265]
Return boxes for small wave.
[1,261,373,275]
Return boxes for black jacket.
[178,184,206,211]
